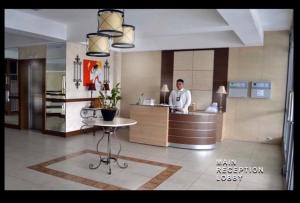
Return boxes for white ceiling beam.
[5,9,67,41]
[217,9,264,46]
[115,31,244,52]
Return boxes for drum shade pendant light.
[86,9,135,57]
[112,10,135,48]
[98,9,124,37]
[86,33,110,57]
[112,24,135,48]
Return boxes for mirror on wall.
[5,53,19,126]
[45,43,66,132]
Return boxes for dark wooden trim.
[46,113,65,118]
[46,98,95,102]
[170,48,219,52]
[46,91,65,96]
[18,60,29,129]
[46,105,63,108]
[160,48,229,111]
[212,48,229,112]
[42,130,66,137]
[169,121,216,129]
[65,98,95,102]
[160,51,174,104]
[169,129,216,138]
[42,59,46,132]
[45,98,66,102]
[18,59,46,130]
[169,113,217,122]
[65,130,87,137]
[8,96,19,99]
[168,113,217,146]
[5,123,20,129]
[5,111,19,115]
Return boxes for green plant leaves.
[99,82,121,109]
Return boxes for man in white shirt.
[169,79,192,114]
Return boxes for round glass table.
[82,117,137,175]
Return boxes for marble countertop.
[130,104,170,107]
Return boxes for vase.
[101,108,117,121]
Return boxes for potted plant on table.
[99,82,121,121]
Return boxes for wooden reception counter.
[129,104,222,149]
[129,104,169,147]
[168,112,217,149]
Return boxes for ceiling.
[5,9,293,51]
[5,29,59,48]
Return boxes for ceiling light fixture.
[112,24,135,48]
[112,10,135,48]
[97,9,124,37]
[86,9,135,57]
[86,33,110,57]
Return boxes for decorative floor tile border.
[28,149,182,190]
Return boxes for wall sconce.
[73,55,82,89]
[103,59,110,91]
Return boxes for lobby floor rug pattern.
[28,149,182,190]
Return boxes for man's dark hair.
[177,79,184,83]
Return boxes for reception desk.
[129,104,222,149]
[129,104,169,146]
[168,112,217,149]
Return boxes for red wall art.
[83,59,104,89]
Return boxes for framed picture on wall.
[83,59,104,90]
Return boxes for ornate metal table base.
[80,108,103,136]
[89,127,128,175]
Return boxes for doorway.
[19,59,46,131]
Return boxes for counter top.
[171,111,221,116]
[130,104,222,115]
[130,104,170,107]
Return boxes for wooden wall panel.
[160,48,229,111]
[18,60,29,129]
[160,51,174,104]
[212,48,229,111]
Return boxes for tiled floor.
[5,127,285,190]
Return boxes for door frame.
[18,59,46,131]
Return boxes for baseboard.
[5,124,20,129]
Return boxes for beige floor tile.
[5,128,285,190]
[188,173,239,190]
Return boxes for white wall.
[65,42,117,132]
[5,48,18,59]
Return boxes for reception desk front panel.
[168,112,217,149]
[129,105,169,147]
[129,105,220,150]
